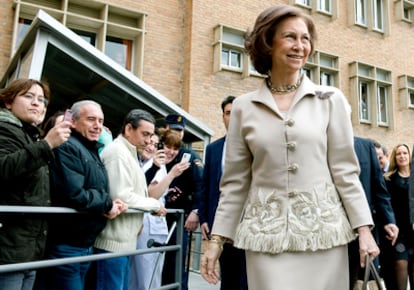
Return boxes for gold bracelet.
[209,237,225,250]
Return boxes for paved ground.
[189,271,220,290]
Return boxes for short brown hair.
[158,128,181,150]
[0,78,50,108]
[245,5,317,75]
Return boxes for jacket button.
[43,230,47,236]
[288,191,298,198]
[285,119,295,126]
[288,163,299,172]
[287,141,297,150]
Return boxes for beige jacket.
[212,76,373,254]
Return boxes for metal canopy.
[1,10,213,144]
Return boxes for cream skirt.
[245,245,348,290]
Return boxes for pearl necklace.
[266,77,302,94]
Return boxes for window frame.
[349,0,390,34]
[376,84,389,125]
[398,75,414,109]
[303,51,339,87]
[349,61,393,128]
[317,0,332,13]
[213,24,265,78]
[12,0,145,76]
[355,0,368,26]
[359,81,371,122]
[395,0,414,23]
[373,0,384,31]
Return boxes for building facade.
[0,0,414,151]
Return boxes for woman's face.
[395,145,410,168]
[164,145,179,164]
[6,84,47,125]
[142,134,159,160]
[271,17,311,74]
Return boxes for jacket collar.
[251,74,317,116]
[0,108,41,141]
[71,130,103,151]
[0,108,23,127]
[116,134,139,158]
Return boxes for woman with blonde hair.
[383,144,413,290]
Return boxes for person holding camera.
[129,128,189,290]
[162,114,204,290]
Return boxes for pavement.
[189,271,220,290]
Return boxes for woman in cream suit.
[201,5,379,290]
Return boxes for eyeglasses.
[19,93,49,106]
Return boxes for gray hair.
[121,109,155,134]
[70,100,102,120]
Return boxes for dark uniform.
[161,114,204,290]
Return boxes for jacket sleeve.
[198,144,212,225]
[51,142,113,214]
[326,90,373,229]
[103,147,161,212]
[190,150,204,211]
[0,127,53,181]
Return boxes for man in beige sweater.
[92,109,166,290]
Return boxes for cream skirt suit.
[212,76,373,290]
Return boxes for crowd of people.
[0,76,206,290]
[1,4,414,290]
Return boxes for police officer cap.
[165,114,186,130]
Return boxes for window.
[72,29,96,46]
[377,85,388,124]
[359,82,370,121]
[410,90,414,106]
[296,0,312,7]
[16,18,32,49]
[395,0,414,23]
[350,0,390,33]
[303,51,339,87]
[105,36,133,70]
[320,72,334,86]
[12,0,145,76]
[373,0,384,31]
[213,25,251,76]
[302,67,313,80]
[349,62,392,127]
[355,0,367,25]
[318,0,332,13]
[221,48,242,70]
[292,0,337,17]
[398,75,414,109]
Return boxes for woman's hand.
[357,226,380,267]
[200,236,224,284]
[169,161,190,178]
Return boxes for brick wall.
[0,0,413,150]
